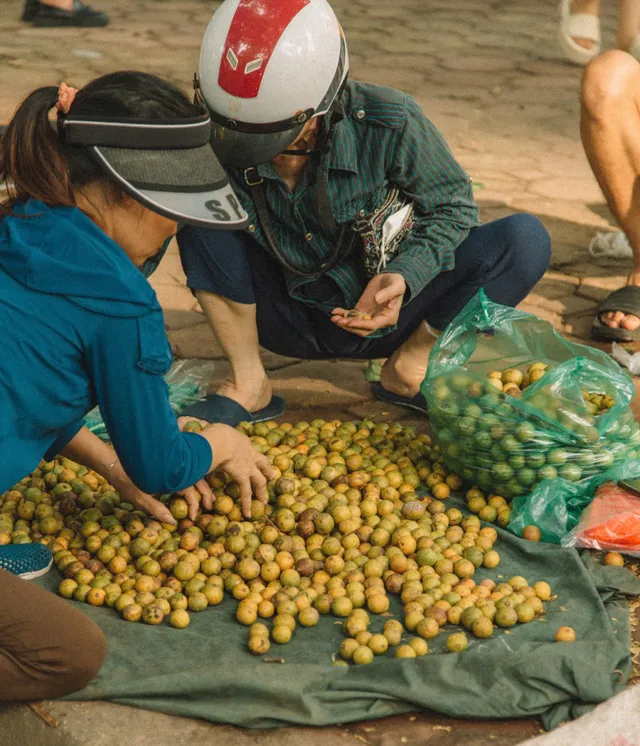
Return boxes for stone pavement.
[0,0,632,417]
[0,0,630,405]
[1,0,639,744]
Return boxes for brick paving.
[1,0,631,422]
[0,0,638,742]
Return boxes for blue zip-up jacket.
[0,199,212,493]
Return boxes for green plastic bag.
[421,291,640,502]
[510,460,640,544]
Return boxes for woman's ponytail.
[0,87,74,217]
[0,72,200,218]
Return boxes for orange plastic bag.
[566,482,640,556]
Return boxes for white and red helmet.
[198,0,349,167]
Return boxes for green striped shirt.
[228,81,479,330]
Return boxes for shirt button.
[356,109,366,120]
[248,224,256,233]
[305,232,313,241]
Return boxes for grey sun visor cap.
[58,113,248,230]
[210,122,304,168]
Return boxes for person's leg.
[179,225,422,401]
[375,214,551,397]
[581,51,640,331]
[0,568,106,702]
[617,0,640,52]
[179,227,271,412]
[179,216,549,405]
[178,227,337,412]
[196,294,272,412]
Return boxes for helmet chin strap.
[279,97,344,157]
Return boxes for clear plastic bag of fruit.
[84,359,214,441]
[421,290,640,501]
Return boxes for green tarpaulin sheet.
[36,520,640,731]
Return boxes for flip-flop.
[180,394,286,426]
[374,382,428,416]
[591,286,640,343]
[558,0,600,66]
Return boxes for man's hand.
[200,424,275,518]
[331,273,406,337]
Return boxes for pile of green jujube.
[428,363,640,500]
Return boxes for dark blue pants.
[178,214,551,360]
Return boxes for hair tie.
[56,82,78,115]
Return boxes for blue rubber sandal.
[374,382,428,416]
[0,544,53,580]
[180,394,286,426]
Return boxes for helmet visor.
[210,122,304,168]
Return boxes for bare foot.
[600,310,640,330]
[216,376,272,413]
[569,0,600,50]
[41,0,74,9]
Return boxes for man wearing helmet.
[178,0,551,425]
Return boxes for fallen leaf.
[28,703,59,728]
[353,735,373,745]
[432,725,453,732]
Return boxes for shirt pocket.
[332,182,390,225]
[136,311,173,375]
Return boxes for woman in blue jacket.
[0,71,274,701]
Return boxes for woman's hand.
[199,424,275,518]
[113,474,214,524]
[177,479,214,520]
[114,477,177,526]
[177,415,211,431]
